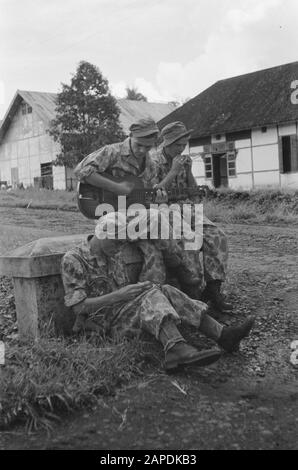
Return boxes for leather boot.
[164,343,222,371]
[159,319,221,370]
[202,280,232,312]
[218,316,255,352]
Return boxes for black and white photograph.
[0,0,297,453]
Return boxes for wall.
[280,172,298,188]
[53,165,66,190]
[189,123,298,190]
[0,103,64,189]
[231,138,253,189]
[188,144,211,186]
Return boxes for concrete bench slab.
[0,234,142,340]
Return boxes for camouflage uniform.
[145,147,228,283]
[74,138,203,289]
[74,137,156,183]
[61,236,208,338]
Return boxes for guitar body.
[77,173,210,219]
[77,174,156,219]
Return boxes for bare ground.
[0,206,298,450]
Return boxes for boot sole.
[165,349,222,371]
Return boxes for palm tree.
[125,86,148,102]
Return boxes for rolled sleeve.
[61,253,88,307]
[74,146,117,181]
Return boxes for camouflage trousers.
[137,224,228,293]
[119,207,228,291]
[154,206,228,284]
[107,284,209,339]
[137,238,205,293]
[202,224,228,282]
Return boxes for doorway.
[11,167,19,188]
[212,154,228,188]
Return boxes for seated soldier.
[144,122,232,312]
[61,212,255,371]
[74,116,204,293]
[74,118,160,198]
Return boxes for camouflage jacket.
[145,146,214,226]
[61,236,166,309]
[144,146,193,192]
[74,138,156,187]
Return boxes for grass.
[203,187,298,225]
[0,188,77,211]
[1,185,298,432]
[1,187,298,225]
[0,334,156,432]
[2,187,298,225]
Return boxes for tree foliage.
[49,61,125,167]
[125,86,148,102]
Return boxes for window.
[40,162,53,177]
[21,103,32,115]
[40,162,53,189]
[204,156,213,179]
[204,152,237,179]
[261,127,267,133]
[227,152,236,177]
[279,135,298,173]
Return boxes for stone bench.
[0,235,142,341]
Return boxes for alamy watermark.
[0,341,5,365]
[94,197,204,251]
[291,80,298,105]
[290,341,298,366]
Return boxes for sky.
[0,0,298,119]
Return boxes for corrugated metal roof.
[117,99,175,133]
[19,90,57,124]
[0,90,175,141]
[159,61,298,138]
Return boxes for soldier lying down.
[61,213,254,371]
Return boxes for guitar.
[77,174,209,219]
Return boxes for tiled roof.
[158,61,298,138]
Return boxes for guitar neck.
[167,187,201,199]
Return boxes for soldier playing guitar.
[74,118,204,292]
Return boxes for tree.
[125,86,148,102]
[168,100,180,108]
[49,61,125,167]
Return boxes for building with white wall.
[159,61,298,190]
[0,90,175,190]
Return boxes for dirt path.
[0,207,298,449]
